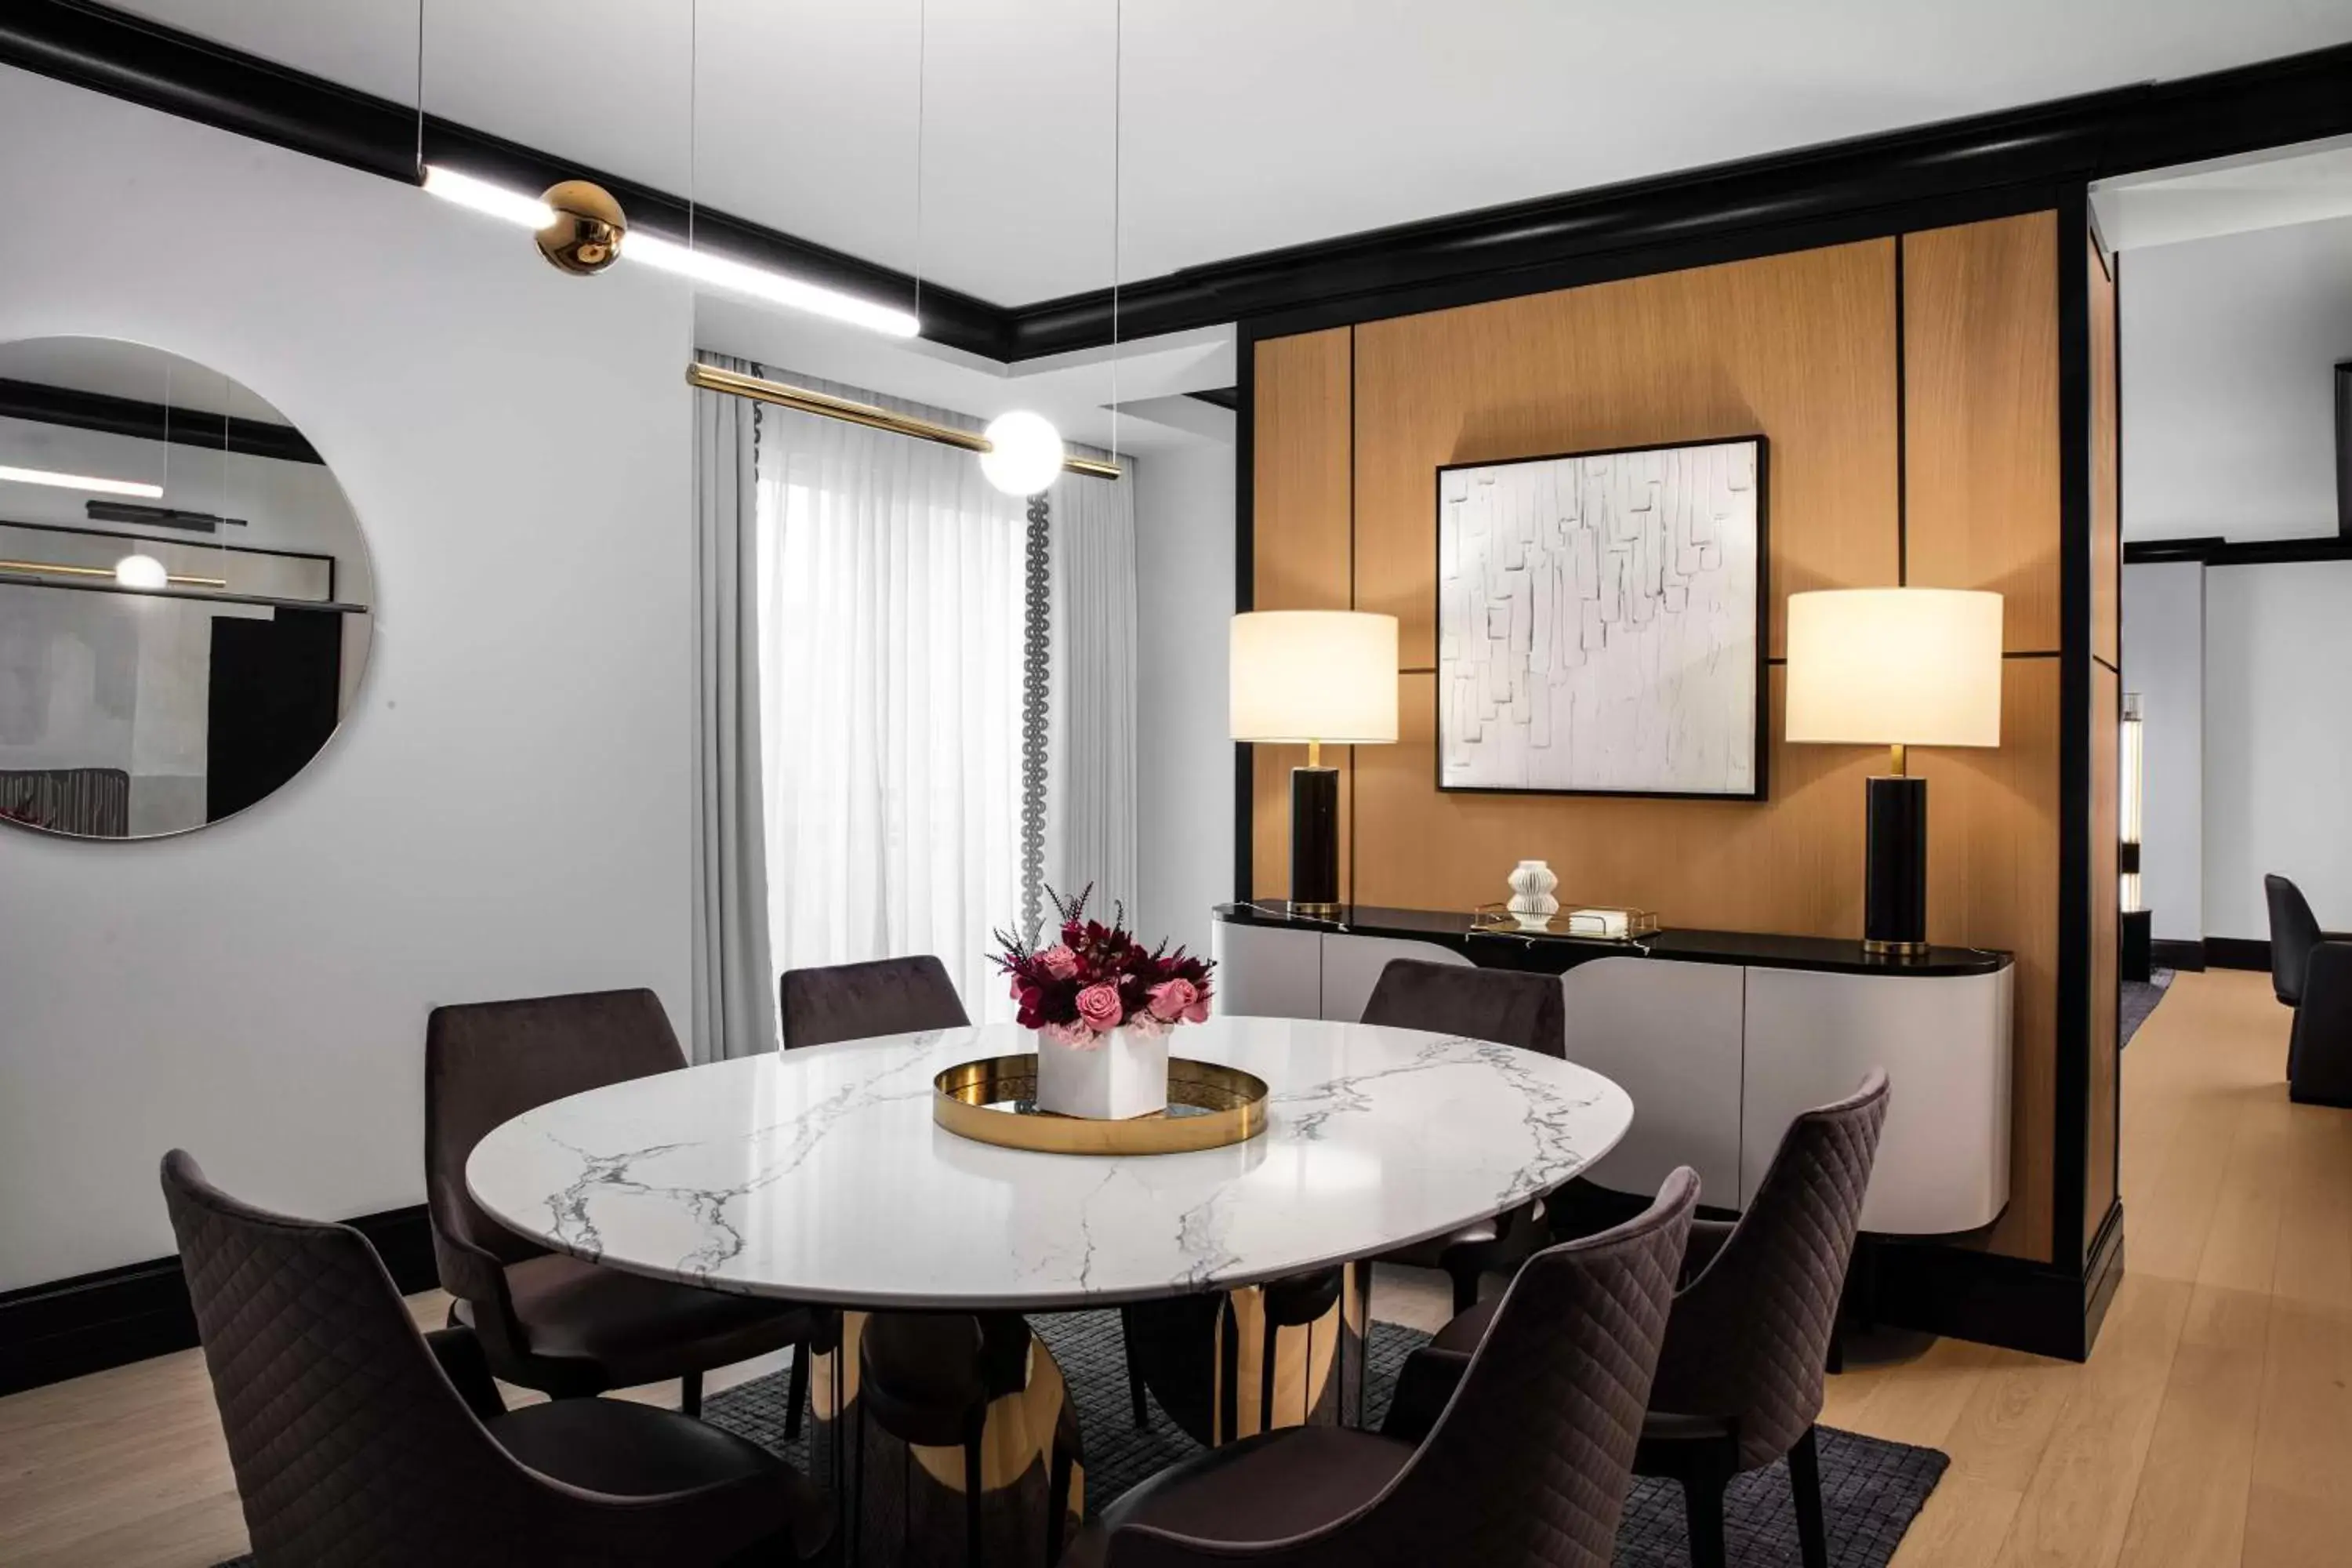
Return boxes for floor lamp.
[1229,612,1399,918]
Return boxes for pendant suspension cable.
[913,0,926,331]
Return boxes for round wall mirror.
[0,337,372,839]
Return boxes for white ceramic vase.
[1507,858,1561,928]
[1034,1024,1171,1120]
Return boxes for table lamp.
[1230,611,1399,917]
[1786,588,2003,957]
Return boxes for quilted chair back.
[778,954,970,1051]
[1648,1070,1890,1469]
[162,1149,531,1565]
[1112,1168,1696,1568]
[425,988,685,1271]
[1363,959,1567,1058]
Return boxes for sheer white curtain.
[754,382,1027,1018]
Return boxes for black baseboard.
[0,1203,436,1397]
[1861,1202,2125,1363]
[2205,937,2273,972]
[2151,938,2207,973]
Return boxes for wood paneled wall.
[1249,212,2100,1266]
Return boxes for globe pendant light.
[980,411,1065,497]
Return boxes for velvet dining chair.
[162,1149,833,1567]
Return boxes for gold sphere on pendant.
[535,180,627,275]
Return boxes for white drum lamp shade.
[1784,587,2003,958]
[1229,610,1396,916]
[1784,588,2003,750]
[1229,612,1399,744]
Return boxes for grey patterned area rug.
[216,1308,1945,1566]
[2122,967,2176,1047]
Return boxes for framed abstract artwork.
[1435,435,1768,800]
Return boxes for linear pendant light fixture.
[421,165,920,339]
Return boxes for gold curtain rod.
[686,363,1123,481]
[0,558,227,589]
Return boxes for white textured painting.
[1436,437,1764,797]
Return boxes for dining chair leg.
[1446,1259,1481,1317]
[963,1428,985,1568]
[1258,1320,1280,1438]
[1790,1425,1829,1568]
[681,1368,702,1419]
[785,1343,810,1442]
[1120,1307,1150,1429]
[850,1400,866,1566]
[1046,1434,1074,1566]
[1680,1438,1736,1568]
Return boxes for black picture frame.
[1432,434,1770,802]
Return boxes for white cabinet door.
[1209,921,1325,1020]
[1561,957,1746,1208]
[1317,935,1475,1023]
[1741,965,2012,1234]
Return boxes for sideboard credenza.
[1210,902,2013,1236]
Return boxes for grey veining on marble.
[466,1016,1633,1310]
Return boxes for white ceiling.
[2095,135,2352,252]
[107,0,2352,308]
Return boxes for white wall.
[0,67,695,1290]
[1131,438,1235,960]
[2121,213,2352,543]
[2203,559,2352,940]
[2119,561,2205,942]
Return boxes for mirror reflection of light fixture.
[113,554,168,590]
[1786,588,2005,957]
[0,463,164,499]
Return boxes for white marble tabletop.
[465,1015,1634,1310]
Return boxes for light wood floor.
[1,967,2336,1566]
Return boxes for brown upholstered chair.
[1366,959,1570,1312]
[162,1149,833,1567]
[1060,1167,1698,1568]
[779,953,971,1049]
[1400,1072,1891,1568]
[424,989,825,1421]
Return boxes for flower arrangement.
[993,884,1214,1051]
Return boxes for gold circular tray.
[932,1054,1269,1155]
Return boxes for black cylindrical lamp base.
[1864,774,1929,957]
[1289,766,1341,916]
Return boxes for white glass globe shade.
[114,554,168,590]
[979,411,1065,497]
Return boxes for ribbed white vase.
[1034,1025,1171,1120]
[1507,859,1560,927]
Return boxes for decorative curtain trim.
[1019,492,1052,942]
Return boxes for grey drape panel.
[691,352,779,1062]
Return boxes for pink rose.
[1147,977,1197,1023]
[1043,1020,1099,1051]
[1039,945,1080,980]
[1075,982,1125,1033]
[1184,993,1211,1025]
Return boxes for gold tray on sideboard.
[1472,902,1660,941]
[932,1054,1269,1156]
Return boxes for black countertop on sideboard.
[1213,902,2012,978]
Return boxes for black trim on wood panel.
[2206,936,2274,972]
[2053,191,2097,1273]
[2125,535,2352,566]
[2151,938,2207,973]
[1233,321,1258,906]
[1863,1199,2125,1363]
[0,376,322,465]
[1895,237,1908,584]
[0,1203,437,1396]
[2336,361,2350,536]
[13,3,2352,362]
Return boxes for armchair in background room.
[2266,875,2352,1106]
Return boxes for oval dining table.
[466,1013,1634,1566]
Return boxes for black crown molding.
[9,2,2352,363]
[2125,535,2352,567]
